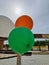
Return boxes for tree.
[5,44,9,50]
[34,40,41,51]
[45,40,49,51]
[40,40,46,46]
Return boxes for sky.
[0,0,49,34]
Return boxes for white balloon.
[0,15,15,37]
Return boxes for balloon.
[8,27,34,54]
[15,15,33,30]
[0,15,14,37]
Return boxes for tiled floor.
[0,55,49,65]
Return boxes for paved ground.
[0,55,49,65]
[32,51,49,55]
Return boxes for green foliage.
[34,40,49,46]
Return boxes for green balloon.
[8,27,34,54]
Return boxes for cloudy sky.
[0,0,49,34]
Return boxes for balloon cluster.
[8,15,34,54]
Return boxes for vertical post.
[0,39,4,50]
[17,53,21,65]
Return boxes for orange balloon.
[15,15,34,30]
